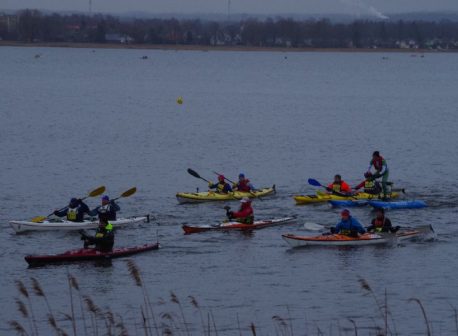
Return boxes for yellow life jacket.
[332,184,341,192]
[67,207,78,221]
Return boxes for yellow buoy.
[176,96,183,105]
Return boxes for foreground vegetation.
[6,260,458,335]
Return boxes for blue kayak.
[328,200,368,207]
[368,200,427,209]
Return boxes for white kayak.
[282,225,435,248]
[9,216,149,233]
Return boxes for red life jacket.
[374,217,386,228]
[372,156,384,171]
[237,179,251,192]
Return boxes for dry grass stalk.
[126,260,142,287]
[250,322,257,336]
[16,298,29,318]
[30,278,45,297]
[170,291,190,336]
[68,274,80,291]
[409,298,431,336]
[8,320,28,336]
[348,319,358,336]
[66,271,77,336]
[141,306,150,336]
[15,280,29,298]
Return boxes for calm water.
[1,46,458,335]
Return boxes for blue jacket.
[209,182,233,193]
[335,216,366,234]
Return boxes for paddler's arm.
[53,208,68,217]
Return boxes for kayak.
[282,232,390,247]
[397,225,435,241]
[10,216,149,234]
[182,217,296,234]
[328,200,369,207]
[282,225,435,248]
[176,185,276,204]
[368,200,427,209]
[294,192,399,205]
[25,243,160,266]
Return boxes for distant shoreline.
[0,41,451,53]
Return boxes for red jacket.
[232,203,254,223]
[236,179,251,192]
[327,181,351,193]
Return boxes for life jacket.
[373,218,386,232]
[372,156,387,172]
[364,180,381,194]
[237,179,251,192]
[98,204,117,220]
[95,223,113,238]
[217,182,226,193]
[338,218,359,237]
[332,183,342,192]
[67,206,80,221]
[233,203,254,224]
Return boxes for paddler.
[88,195,120,221]
[354,172,382,194]
[208,175,233,194]
[53,198,90,222]
[233,173,255,192]
[366,208,400,233]
[367,151,389,198]
[327,175,352,194]
[330,209,365,237]
[82,217,114,252]
[225,198,254,224]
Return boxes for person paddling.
[366,208,400,233]
[327,175,352,194]
[330,209,365,237]
[367,151,389,198]
[89,195,120,221]
[225,198,254,224]
[208,175,233,194]
[54,198,90,222]
[82,217,114,252]
[354,172,382,195]
[233,173,255,192]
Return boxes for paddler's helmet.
[364,171,372,178]
[69,198,78,208]
[240,197,251,204]
[341,209,350,217]
[101,195,110,205]
[218,175,225,182]
[239,173,245,178]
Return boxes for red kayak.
[182,217,296,234]
[25,243,160,266]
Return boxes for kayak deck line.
[10,216,150,234]
[25,243,160,267]
[176,185,276,204]
[182,216,296,234]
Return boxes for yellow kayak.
[177,185,276,204]
[294,191,399,205]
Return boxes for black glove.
[390,226,400,233]
[227,211,234,219]
[53,210,59,216]
[330,227,336,234]
[223,206,231,211]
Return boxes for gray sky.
[2,0,458,17]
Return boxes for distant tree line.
[2,9,458,49]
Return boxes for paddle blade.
[121,187,137,198]
[31,216,46,223]
[88,186,106,197]
[187,168,201,179]
[304,222,327,231]
[308,178,322,187]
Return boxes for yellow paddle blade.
[31,216,46,223]
[120,187,137,198]
[88,186,106,197]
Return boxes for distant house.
[0,13,18,33]
[105,33,134,44]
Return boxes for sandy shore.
[0,40,448,53]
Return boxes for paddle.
[90,187,137,212]
[187,168,211,183]
[31,185,106,223]
[212,171,262,201]
[308,178,355,198]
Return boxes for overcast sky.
[2,0,458,17]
